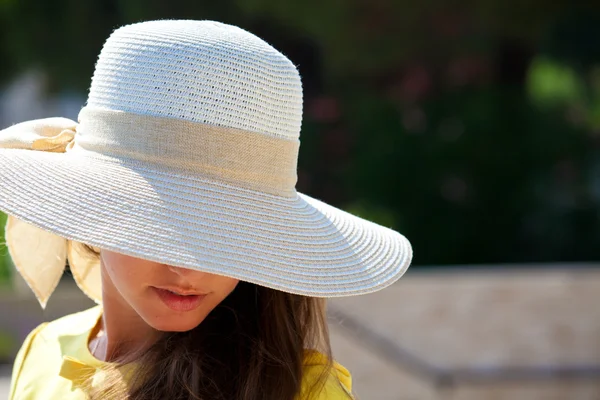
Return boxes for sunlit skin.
[89,250,239,362]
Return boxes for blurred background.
[1,1,600,399]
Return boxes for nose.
[167,264,201,278]
[168,264,189,275]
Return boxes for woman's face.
[100,249,239,332]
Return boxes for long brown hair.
[74,243,346,400]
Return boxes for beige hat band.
[73,107,300,197]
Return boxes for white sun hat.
[0,20,412,308]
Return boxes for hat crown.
[86,20,303,140]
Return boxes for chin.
[146,313,205,332]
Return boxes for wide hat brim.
[0,147,412,298]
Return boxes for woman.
[3,20,412,399]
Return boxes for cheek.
[216,278,240,297]
[105,260,144,298]
[102,255,156,321]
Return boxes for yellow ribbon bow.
[59,354,134,395]
[0,118,102,308]
[59,356,99,388]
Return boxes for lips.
[158,287,206,296]
[152,287,207,312]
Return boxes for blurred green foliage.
[0,212,10,285]
[528,58,585,107]
[0,330,16,360]
[1,2,600,265]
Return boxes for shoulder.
[299,350,354,400]
[12,305,101,366]
[12,305,101,367]
[36,305,102,340]
[8,321,48,399]
[8,306,101,400]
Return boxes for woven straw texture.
[0,20,412,300]
[87,20,303,139]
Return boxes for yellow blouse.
[9,306,353,399]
